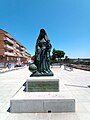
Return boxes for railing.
[16,49,20,52]
[4,37,14,44]
[16,44,19,47]
[22,53,25,57]
[4,52,14,56]
[5,44,14,50]
[21,47,26,50]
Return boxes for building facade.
[0,29,31,68]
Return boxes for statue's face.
[40,29,46,37]
[41,31,45,37]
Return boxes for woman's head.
[40,29,47,37]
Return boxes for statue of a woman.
[29,29,53,76]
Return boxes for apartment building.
[0,29,31,68]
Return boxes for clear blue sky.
[0,0,90,58]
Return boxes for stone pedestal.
[10,76,75,113]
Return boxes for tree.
[51,48,65,65]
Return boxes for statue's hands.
[37,46,41,53]
[45,35,49,41]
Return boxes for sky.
[0,0,90,58]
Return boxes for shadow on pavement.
[64,84,89,88]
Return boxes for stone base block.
[10,87,75,113]
[10,98,75,113]
[26,76,59,92]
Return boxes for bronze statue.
[29,29,53,76]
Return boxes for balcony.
[21,47,26,51]
[4,52,14,56]
[22,53,25,57]
[16,44,19,47]
[16,49,20,52]
[4,44,14,50]
[4,37,14,44]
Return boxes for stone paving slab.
[0,66,90,119]
[0,66,27,73]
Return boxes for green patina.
[28,81,59,92]
[29,29,54,77]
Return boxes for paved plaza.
[0,66,90,120]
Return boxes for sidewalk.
[0,66,90,120]
[0,66,27,73]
